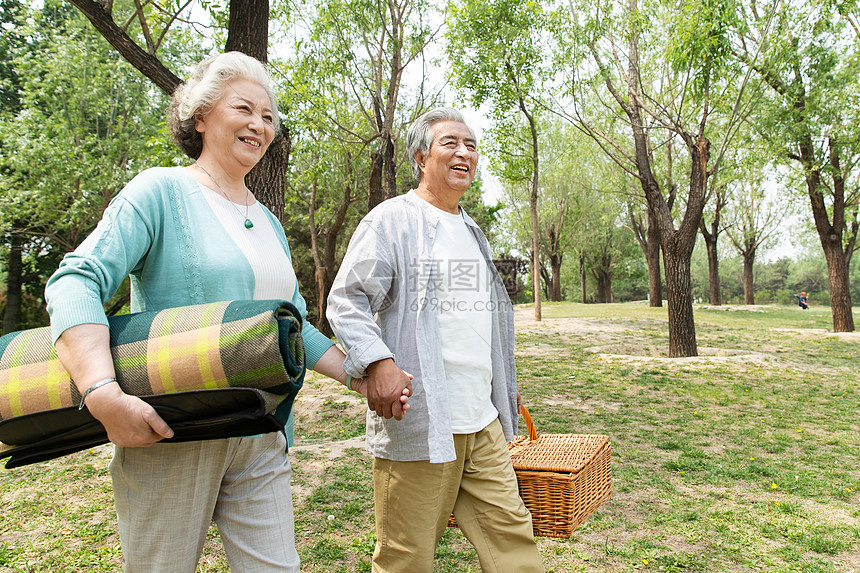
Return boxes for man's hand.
[349,377,411,410]
[84,383,174,447]
[365,358,413,420]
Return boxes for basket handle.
[519,404,538,441]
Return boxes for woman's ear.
[194,113,206,134]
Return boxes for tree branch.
[67,0,180,94]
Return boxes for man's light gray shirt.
[327,192,519,463]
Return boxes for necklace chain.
[195,163,254,229]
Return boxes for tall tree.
[0,1,174,332]
[628,199,664,306]
[556,0,759,356]
[281,0,434,332]
[736,0,859,330]
[725,175,786,305]
[699,174,729,305]
[291,0,439,213]
[447,0,549,320]
[535,119,589,301]
[499,118,587,303]
[66,0,290,219]
[578,160,636,304]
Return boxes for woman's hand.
[55,324,173,447]
[311,346,411,417]
[84,383,174,447]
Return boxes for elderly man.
[327,107,544,572]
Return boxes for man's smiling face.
[416,120,478,196]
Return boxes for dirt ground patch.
[773,327,860,342]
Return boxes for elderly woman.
[44,52,375,572]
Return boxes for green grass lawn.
[1,303,857,572]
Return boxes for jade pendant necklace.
[195,163,254,229]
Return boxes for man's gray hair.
[406,107,477,181]
[168,52,281,160]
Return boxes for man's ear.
[414,150,425,171]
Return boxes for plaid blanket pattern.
[0,300,305,421]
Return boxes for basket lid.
[510,434,609,473]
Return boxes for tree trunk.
[368,151,384,212]
[520,99,541,321]
[595,269,612,303]
[549,252,562,301]
[779,68,855,331]
[663,244,698,357]
[629,207,662,307]
[805,140,855,332]
[248,130,289,221]
[313,266,330,336]
[383,133,397,201]
[539,265,551,301]
[545,225,563,302]
[646,213,662,307]
[530,203,542,320]
[580,254,586,303]
[317,242,337,338]
[652,136,709,358]
[821,237,855,331]
[703,230,721,305]
[2,232,23,334]
[309,159,355,337]
[742,247,755,305]
[367,1,405,213]
[616,0,705,356]
[225,0,268,61]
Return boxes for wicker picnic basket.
[449,406,612,538]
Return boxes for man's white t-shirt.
[427,199,498,434]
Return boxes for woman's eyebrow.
[227,84,273,114]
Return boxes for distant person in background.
[795,291,809,310]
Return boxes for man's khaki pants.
[372,418,544,573]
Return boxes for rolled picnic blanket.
[0,300,306,468]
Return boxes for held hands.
[83,382,174,447]
[348,377,411,410]
[363,358,413,420]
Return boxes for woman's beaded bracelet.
[78,377,118,411]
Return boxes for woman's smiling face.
[195,78,276,170]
